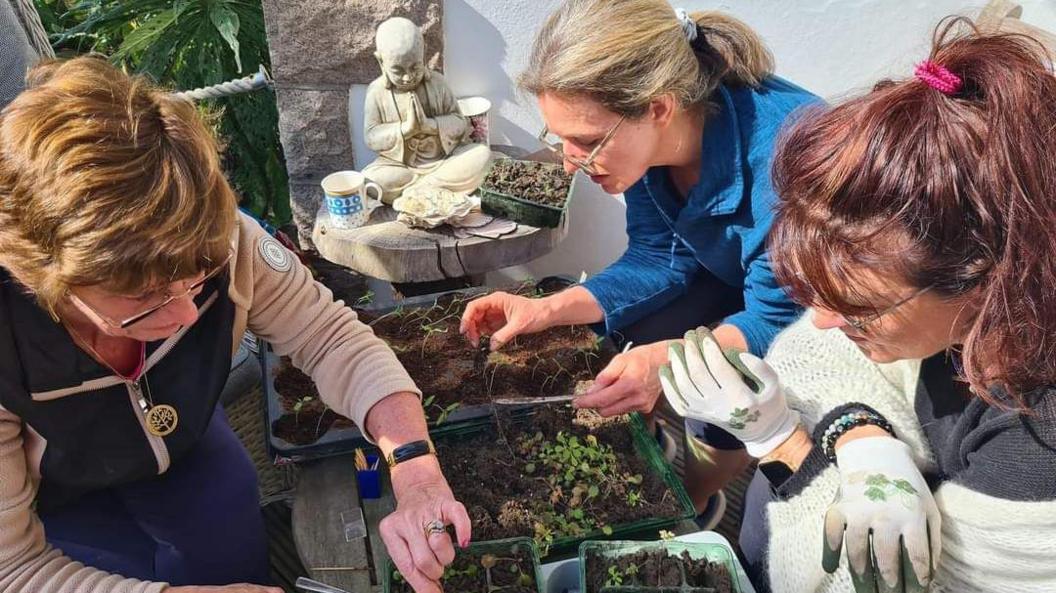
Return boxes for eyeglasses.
[68,252,233,330]
[842,285,934,332]
[537,115,626,175]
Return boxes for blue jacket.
[582,77,819,357]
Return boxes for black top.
[0,268,235,511]
[914,353,1056,500]
[778,352,1056,500]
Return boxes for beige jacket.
[0,212,419,592]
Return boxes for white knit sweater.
[762,315,1056,593]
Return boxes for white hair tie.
[674,7,698,42]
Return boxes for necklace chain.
[63,324,178,437]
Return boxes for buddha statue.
[362,17,491,204]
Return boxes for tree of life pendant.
[146,404,178,437]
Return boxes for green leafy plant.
[37,0,290,225]
[514,430,642,553]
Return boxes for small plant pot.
[384,537,544,593]
[579,540,742,593]
[479,159,575,228]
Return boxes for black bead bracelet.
[820,410,894,463]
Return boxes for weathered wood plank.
[292,456,372,592]
[361,470,396,586]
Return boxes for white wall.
[352,1,1056,284]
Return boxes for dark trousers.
[39,407,272,586]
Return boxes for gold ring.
[424,519,446,537]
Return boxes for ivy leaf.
[601,525,613,535]
[587,484,599,498]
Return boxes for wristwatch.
[758,459,795,487]
[385,439,436,468]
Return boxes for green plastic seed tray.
[383,537,544,593]
[579,540,743,593]
[433,411,695,558]
[479,160,576,228]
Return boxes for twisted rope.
[172,65,273,102]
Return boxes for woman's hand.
[824,436,941,593]
[459,292,554,350]
[380,456,471,593]
[167,585,282,593]
[573,341,670,416]
[658,327,800,458]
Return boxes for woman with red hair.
[661,19,1056,593]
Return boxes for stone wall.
[261,0,443,248]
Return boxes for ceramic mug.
[457,96,491,146]
[321,171,383,230]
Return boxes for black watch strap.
[386,439,436,468]
[759,459,795,488]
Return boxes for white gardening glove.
[824,436,941,593]
[658,327,800,458]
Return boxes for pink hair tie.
[914,60,963,96]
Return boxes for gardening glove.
[658,327,800,458]
[824,436,941,593]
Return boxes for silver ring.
[424,519,446,537]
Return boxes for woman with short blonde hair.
[0,56,466,593]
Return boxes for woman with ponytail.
[660,18,1056,593]
[459,0,818,521]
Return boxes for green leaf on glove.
[866,473,891,487]
[893,478,918,495]
[728,407,761,430]
[864,486,888,502]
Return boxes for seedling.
[367,304,405,326]
[354,290,375,307]
[513,429,643,552]
[423,395,461,426]
[603,563,641,588]
[292,396,314,424]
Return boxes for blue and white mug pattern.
[321,171,383,230]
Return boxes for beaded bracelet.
[820,410,894,462]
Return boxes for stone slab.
[262,0,443,88]
[275,87,356,180]
[289,180,325,250]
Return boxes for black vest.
[0,269,234,512]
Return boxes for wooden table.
[311,204,567,284]
[311,148,570,298]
